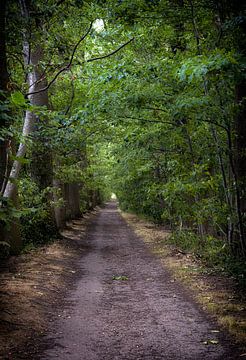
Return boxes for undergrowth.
[168,230,246,287]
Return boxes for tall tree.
[0,0,9,193]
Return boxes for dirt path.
[36,202,238,360]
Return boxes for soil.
[122,212,246,345]
[0,202,243,359]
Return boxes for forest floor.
[0,201,245,359]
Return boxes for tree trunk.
[3,0,58,249]
[231,1,246,255]
[3,0,38,200]
[0,0,22,253]
[27,45,54,192]
[234,80,246,254]
[0,0,8,191]
[65,183,81,220]
[4,187,22,254]
[53,179,66,229]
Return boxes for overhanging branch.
[120,116,175,126]
[87,38,134,63]
[25,21,93,97]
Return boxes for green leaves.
[203,339,219,345]
[112,275,129,281]
[10,155,30,165]
[10,91,26,107]
[177,51,239,83]
[3,0,245,263]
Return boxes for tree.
[1,0,245,269]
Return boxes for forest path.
[39,201,238,360]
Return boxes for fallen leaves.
[112,275,129,281]
[203,339,219,345]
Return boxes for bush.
[169,229,246,285]
[20,212,58,247]
[19,177,59,247]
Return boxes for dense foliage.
[0,1,245,278]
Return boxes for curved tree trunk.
[3,0,58,252]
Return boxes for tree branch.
[7,53,25,71]
[145,107,228,131]
[201,118,229,132]
[64,70,75,116]
[25,21,93,97]
[64,126,110,156]
[151,146,182,154]
[87,38,134,63]
[120,116,175,126]
[144,107,168,113]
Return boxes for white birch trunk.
[3,0,38,199]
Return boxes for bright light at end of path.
[111,193,117,199]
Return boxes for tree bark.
[4,186,22,254]
[231,1,246,254]
[3,0,58,250]
[3,0,37,200]
[234,80,246,254]
[65,183,81,220]
[0,0,9,191]
[0,0,22,253]
[53,179,66,229]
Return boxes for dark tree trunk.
[65,183,81,220]
[28,46,54,192]
[0,0,22,253]
[235,80,246,210]
[16,0,58,238]
[53,179,66,229]
[0,0,8,192]
[232,2,246,254]
[234,79,246,254]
